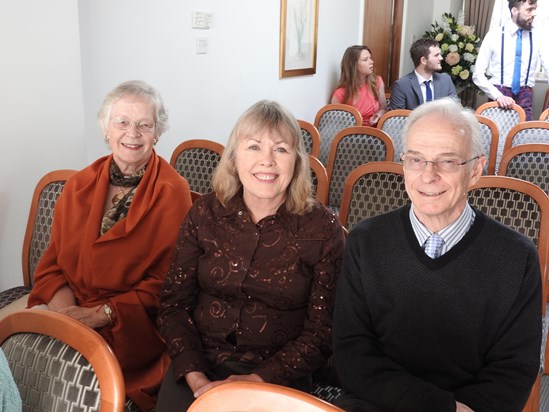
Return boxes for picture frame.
[279,0,319,78]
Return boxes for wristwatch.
[103,303,114,325]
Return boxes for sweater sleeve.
[453,244,542,411]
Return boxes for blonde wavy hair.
[212,100,314,215]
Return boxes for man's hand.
[456,401,475,411]
[495,95,516,109]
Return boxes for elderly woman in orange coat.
[27,80,192,411]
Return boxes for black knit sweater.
[333,205,542,412]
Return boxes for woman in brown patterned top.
[155,100,346,410]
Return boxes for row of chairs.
[308,101,549,175]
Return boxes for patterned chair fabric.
[314,104,362,165]
[27,180,68,286]
[0,171,75,310]
[499,144,549,197]
[338,162,408,231]
[475,102,526,172]
[326,127,394,214]
[502,121,549,156]
[475,115,499,175]
[169,139,224,195]
[378,109,411,161]
[0,310,126,412]
[468,185,542,246]
[3,333,102,411]
[298,120,321,158]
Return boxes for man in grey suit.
[390,38,457,110]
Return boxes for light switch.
[196,38,209,54]
[192,11,213,29]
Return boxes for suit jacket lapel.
[409,73,423,105]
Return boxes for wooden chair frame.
[538,108,549,122]
[377,109,411,132]
[308,155,329,205]
[313,104,363,129]
[475,114,500,175]
[21,169,77,287]
[475,101,527,123]
[338,161,405,229]
[187,380,344,412]
[502,121,549,156]
[298,119,321,158]
[0,310,125,412]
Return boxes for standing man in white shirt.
[473,0,549,120]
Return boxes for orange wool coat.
[28,151,192,410]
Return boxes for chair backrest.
[502,121,549,156]
[298,119,321,158]
[468,176,548,306]
[309,155,329,205]
[378,109,411,161]
[187,380,344,412]
[169,139,225,194]
[474,102,526,171]
[499,143,549,197]
[475,114,500,175]
[314,104,363,165]
[539,108,549,121]
[326,127,394,212]
[339,162,408,230]
[0,310,125,412]
[22,169,77,288]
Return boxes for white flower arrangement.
[424,12,482,90]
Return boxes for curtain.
[464,0,496,39]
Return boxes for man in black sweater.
[333,98,542,412]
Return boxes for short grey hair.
[403,97,484,160]
[97,80,168,137]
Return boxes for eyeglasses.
[400,153,480,173]
[111,117,156,134]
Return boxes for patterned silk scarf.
[100,160,145,236]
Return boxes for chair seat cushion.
[0,287,31,310]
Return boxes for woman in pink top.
[331,45,387,126]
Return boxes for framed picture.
[279,0,319,78]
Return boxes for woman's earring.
[104,135,110,143]
[153,138,158,145]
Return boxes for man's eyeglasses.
[111,118,156,134]
[400,153,480,173]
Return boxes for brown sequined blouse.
[157,192,345,385]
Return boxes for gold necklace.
[112,187,132,205]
